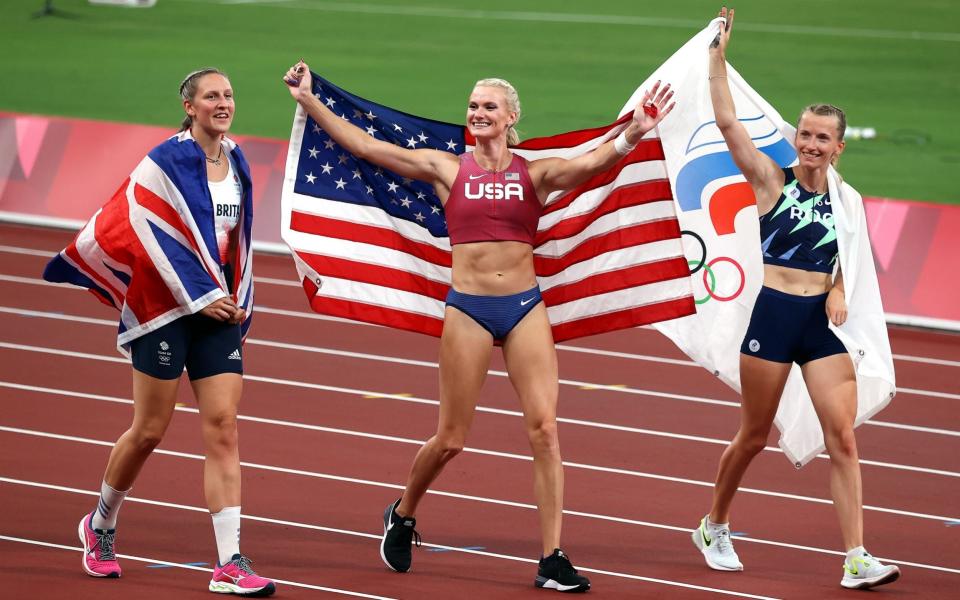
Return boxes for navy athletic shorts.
[740,286,847,365]
[130,311,243,380]
[445,285,542,342]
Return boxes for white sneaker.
[841,552,900,589]
[692,516,743,571]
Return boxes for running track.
[1,223,957,599]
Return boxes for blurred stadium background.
[1,0,957,203]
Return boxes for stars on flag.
[294,74,467,236]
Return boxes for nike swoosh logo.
[701,528,712,547]
[468,174,488,180]
[520,297,535,306]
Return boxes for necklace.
[205,145,223,166]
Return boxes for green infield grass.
[1,0,957,203]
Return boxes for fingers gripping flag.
[43,131,255,354]
[281,73,695,342]
[622,19,895,467]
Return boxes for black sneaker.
[380,498,421,572]
[535,548,591,593]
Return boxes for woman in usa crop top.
[285,60,676,590]
[689,7,900,589]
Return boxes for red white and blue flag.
[282,73,695,341]
[43,131,255,353]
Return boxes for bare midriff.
[451,240,537,295]
[763,264,833,296]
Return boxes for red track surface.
[1,223,958,599]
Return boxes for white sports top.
[208,153,242,263]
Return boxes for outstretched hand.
[283,59,313,102]
[631,81,675,134]
[710,6,735,54]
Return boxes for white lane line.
[0,478,777,598]
[4,301,957,405]
[1,391,957,525]
[0,245,56,258]
[3,262,960,369]
[202,0,960,43]
[3,340,960,479]
[2,338,960,478]
[0,535,395,599]
[897,387,960,400]
[558,341,960,371]
[4,473,958,580]
[4,301,960,411]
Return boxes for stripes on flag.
[281,73,694,342]
[43,131,255,353]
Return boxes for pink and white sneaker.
[78,512,121,578]
[208,554,276,596]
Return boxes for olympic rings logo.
[682,230,746,305]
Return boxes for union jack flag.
[282,73,694,341]
[43,130,255,353]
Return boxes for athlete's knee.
[526,419,560,455]
[826,426,858,461]
[203,411,239,450]
[733,428,769,457]
[128,423,167,453]
[433,431,466,462]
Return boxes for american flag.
[43,131,255,352]
[281,73,694,342]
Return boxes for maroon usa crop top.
[444,153,542,246]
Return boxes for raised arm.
[709,7,782,213]
[531,82,675,199]
[283,61,457,187]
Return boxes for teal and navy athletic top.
[759,167,838,274]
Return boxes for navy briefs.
[740,286,847,365]
[130,311,243,381]
[445,285,543,342]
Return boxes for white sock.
[706,516,729,531]
[846,546,867,562]
[91,481,129,530]
[211,506,241,566]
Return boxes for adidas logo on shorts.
[227,349,242,360]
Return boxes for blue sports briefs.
[445,285,543,342]
[740,286,846,365]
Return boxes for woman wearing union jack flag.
[45,68,275,596]
[285,59,674,592]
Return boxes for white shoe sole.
[380,503,409,573]
[535,576,589,592]
[78,516,120,578]
[841,565,901,589]
[208,580,276,595]
[691,527,743,571]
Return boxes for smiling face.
[466,86,517,142]
[183,73,234,137]
[795,111,845,170]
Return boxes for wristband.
[614,131,637,156]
